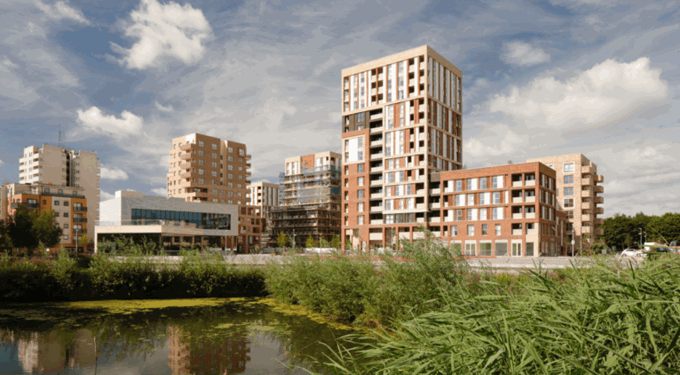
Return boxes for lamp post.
[639,228,643,248]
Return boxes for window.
[493,192,500,204]
[358,216,364,225]
[228,165,233,170]
[467,225,475,236]
[212,162,218,168]
[563,198,574,208]
[199,159,204,165]
[480,208,487,220]
[199,178,205,184]
[358,202,364,212]
[64,212,69,218]
[563,162,575,173]
[357,190,364,199]
[495,242,508,256]
[492,176,503,189]
[212,153,218,159]
[564,175,574,184]
[199,141,204,147]
[482,224,488,236]
[495,224,501,236]
[467,178,477,191]
[455,194,464,206]
[54,201,60,206]
[479,192,490,205]
[455,180,462,191]
[63,224,69,229]
[199,169,204,175]
[467,194,474,206]
[357,177,364,187]
[526,242,534,257]
[239,149,244,156]
[358,164,364,173]
[212,144,217,150]
[451,225,458,236]
[479,242,492,256]
[212,180,217,185]
[479,178,487,190]
[468,208,478,221]
[465,242,476,256]
[228,147,233,153]
[492,207,503,220]
[357,113,364,122]
[455,209,463,221]
[564,187,574,196]
[212,171,217,177]
[198,150,204,156]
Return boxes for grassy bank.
[264,237,680,374]
[0,245,266,302]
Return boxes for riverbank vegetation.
[265,235,680,374]
[0,239,266,302]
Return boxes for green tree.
[7,205,39,253]
[78,234,89,246]
[33,209,63,248]
[319,237,330,248]
[305,235,318,249]
[330,235,341,250]
[276,232,289,248]
[0,219,13,250]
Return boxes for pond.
[0,298,354,375]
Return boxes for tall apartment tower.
[167,133,260,252]
[18,145,101,239]
[247,181,280,247]
[527,154,604,253]
[272,151,341,246]
[340,45,463,250]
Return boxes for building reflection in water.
[8,329,97,374]
[168,324,251,375]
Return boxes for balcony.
[429,217,440,223]
[594,185,604,194]
[526,229,536,235]
[594,218,604,225]
[512,229,522,236]
[581,226,592,234]
[11,202,40,210]
[420,76,425,84]
[179,153,192,160]
[370,192,383,199]
[582,214,591,222]
[430,188,440,195]
[582,177,592,185]
[246,171,252,177]
[370,219,383,225]
[596,175,604,183]
[525,213,536,219]
[525,196,536,203]
[370,179,383,186]
[73,206,87,212]
[409,65,415,73]
[525,180,536,187]
[370,126,384,133]
[246,162,251,168]
[370,165,384,173]
[246,154,252,161]
[430,202,440,209]
[595,228,604,236]
[581,190,592,198]
[416,203,426,210]
[512,213,522,219]
[595,207,604,215]
[370,112,383,120]
[582,202,591,210]
[179,171,192,179]
[73,218,87,223]
[73,228,86,235]
[180,143,197,151]
[594,196,604,204]
[370,153,383,160]
[370,206,383,213]
[370,140,383,147]
[512,197,523,203]
[582,165,592,174]
[369,233,382,241]
[512,181,523,188]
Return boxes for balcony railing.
[73,218,87,223]
[73,206,87,212]
[11,202,40,209]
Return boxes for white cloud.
[100,191,114,202]
[155,101,174,112]
[465,123,525,158]
[76,106,144,138]
[151,188,167,196]
[489,57,669,130]
[113,0,212,70]
[36,1,89,25]
[100,166,129,180]
[501,41,551,67]
[0,159,4,166]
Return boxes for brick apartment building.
[18,145,101,239]
[340,45,463,251]
[271,151,341,246]
[527,154,604,252]
[247,181,279,247]
[167,133,261,252]
[6,183,88,249]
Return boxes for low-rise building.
[95,190,238,253]
[247,181,280,247]
[5,182,87,249]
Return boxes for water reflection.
[0,299,352,375]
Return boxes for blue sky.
[1,0,679,217]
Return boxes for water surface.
[0,298,352,374]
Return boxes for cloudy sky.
[1,0,679,217]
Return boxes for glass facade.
[131,209,231,230]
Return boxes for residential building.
[18,145,101,239]
[340,45,463,250]
[166,133,259,252]
[272,151,341,246]
[6,183,87,248]
[247,181,280,247]
[527,154,604,252]
[427,162,565,257]
[95,190,238,252]
[1,184,7,222]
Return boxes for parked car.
[620,248,645,258]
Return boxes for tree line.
[0,205,64,254]
[602,212,680,250]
